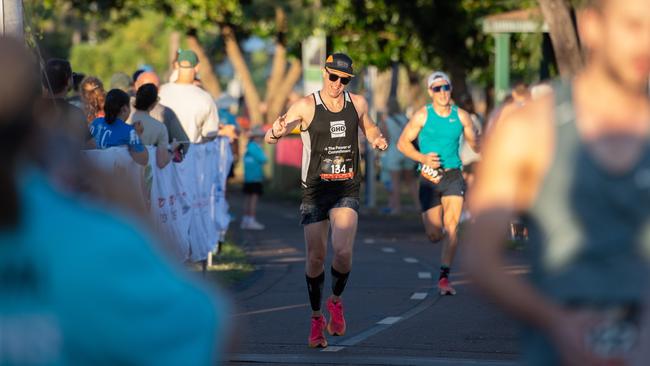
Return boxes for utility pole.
[1,0,24,40]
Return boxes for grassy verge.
[202,241,255,288]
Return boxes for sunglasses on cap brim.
[430,84,451,92]
[326,69,351,85]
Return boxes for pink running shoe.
[308,315,328,348]
[438,277,457,296]
[326,298,347,336]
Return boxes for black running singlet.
[300,91,361,203]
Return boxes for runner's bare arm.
[265,96,310,145]
[464,99,608,365]
[463,101,563,334]
[397,107,439,168]
[459,109,480,153]
[352,94,387,150]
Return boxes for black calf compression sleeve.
[331,266,350,297]
[306,272,325,311]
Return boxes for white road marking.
[418,272,432,279]
[363,238,376,244]
[381,247,396,253]
[321,346,345,352]
[403,257,419,263]
[377,316,402,325]
[410,292,428,300]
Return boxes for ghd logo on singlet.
[330,120,346,138]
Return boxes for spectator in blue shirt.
[241,127,267,230]
[89,89,148,166]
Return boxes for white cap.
[427,71,452,88]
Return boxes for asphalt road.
[223,191,526,366]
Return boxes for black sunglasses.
[326,70,351,85]
[431,84,451,93]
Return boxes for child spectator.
[241,127,267,230]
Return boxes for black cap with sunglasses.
[326,69,352,85]
[325,53,354,81]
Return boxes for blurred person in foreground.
[464,0,650,365]
[89,89,149,166]
[0,36,229,366]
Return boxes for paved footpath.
[224,190,527,366]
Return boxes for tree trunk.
[168,31,180,78]
[538,0,583,77]
[266,58,302,123]
[407,69,428,113]
[222,24,263,126]
[389,61,399,100]
[264,7,287,106]
[373,69,393,112]
[447,61,471,103]
[186,30,222,98]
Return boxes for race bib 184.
[320,154,354,181]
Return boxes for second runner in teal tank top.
[417,104,463,169]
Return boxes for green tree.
[160,0,306,125]
[313,0,541,104]
[69,11,173,84]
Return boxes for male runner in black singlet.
[265,53,387,348]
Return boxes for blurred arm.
[463,102,562,332]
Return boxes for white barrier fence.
[83,138,233,262]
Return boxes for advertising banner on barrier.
[84,138,232,262]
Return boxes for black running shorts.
[300,196,360,226]
[419,169,465,212]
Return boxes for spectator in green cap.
[159,49,220,143]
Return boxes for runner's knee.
[307,252,325,270]
[425,229,444,243]
[333,246,353,263]
[443,220,459,237]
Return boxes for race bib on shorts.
[420,164,444,184]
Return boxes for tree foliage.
[26,0,554,106]
[69,11,173,83]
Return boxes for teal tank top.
[417,104,463,169]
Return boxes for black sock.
[439,265,450,280]
[306,272,325,312]
[331,266,350,297]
